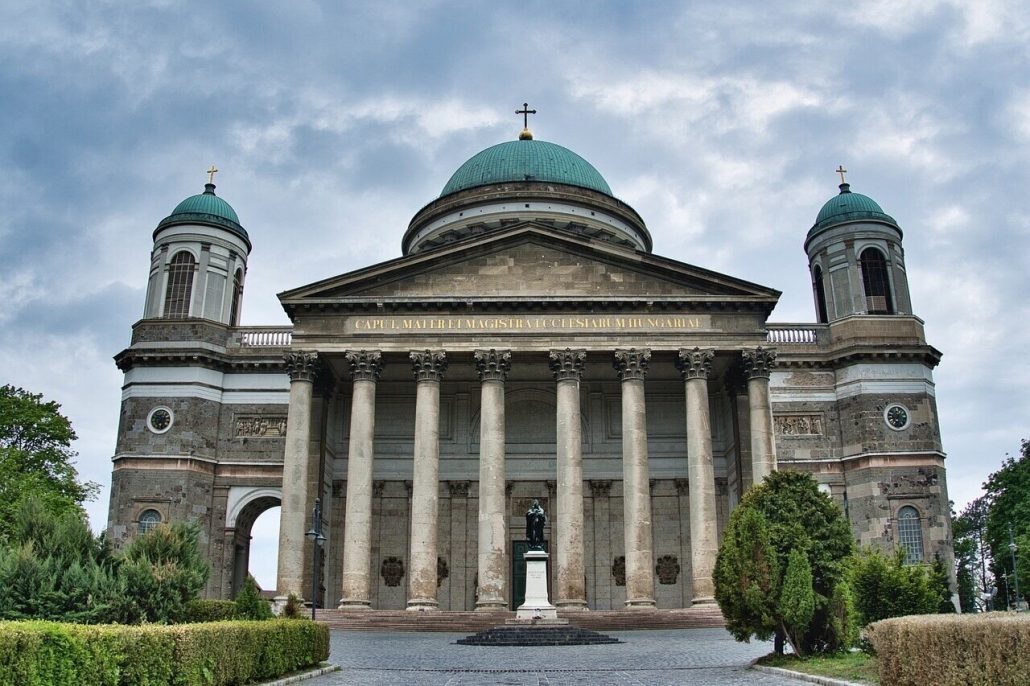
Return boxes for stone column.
[677,347,718,605]
[338,350,384,609]
[743,347,778,484]
[613,348,655,608]
[550,348,588,609]
[276,351,319,602]
[406,350,448,611]
[474,349,511,610]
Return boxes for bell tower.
[804,167,912,322]
[142,167,251,325]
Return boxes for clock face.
[885,404,909,430]
[148,407,173,433]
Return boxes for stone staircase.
[314,605,725,632]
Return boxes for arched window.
[813,265,829,323]
[860,247,894,314]
[163,251,196,318]
[138,509,162,535]
[897,506,924,564]
[229,268,244,326]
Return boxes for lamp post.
[305,497,326,621]
[1009,522,1022,611]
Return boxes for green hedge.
[183,600,238,623]
[0,619,330,686]
[867,612,1030,686]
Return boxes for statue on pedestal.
[526,499,546,550]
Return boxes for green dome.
[156,183,249,245]
[812,183,898,233]
[441,139,613,197]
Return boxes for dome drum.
[405,181,651,255]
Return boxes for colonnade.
[276,346,777,610]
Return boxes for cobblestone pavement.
[304,628,809,685]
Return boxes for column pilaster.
[474,348,510,611]
[406,350,448,611]
[338,350,384,609]
[550,348,587,609]
[743,347,778,484]
[677,347,718,605]
[613,348,655,608]
[276,351,319,602]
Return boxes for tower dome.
[405,135,649,255]
[808,183,899,240]
[156,182,249,248]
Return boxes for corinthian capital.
[613,348,650,380]
[410,350,448,382]
[474,348,511,382]
[345,349,384,382]
[283,351,319,382]
[677,347,714,380]
[549,348,586,381]
[742,346,777,380]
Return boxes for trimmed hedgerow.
[183,599,238,623]
[0,619,329,686]
[867,612,1030,686]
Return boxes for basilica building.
[107,117,953,611]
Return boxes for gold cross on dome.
[207,165,219,184]
[836,165,847,184]
[516,102,537,129]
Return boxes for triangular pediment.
[279,223,779,312]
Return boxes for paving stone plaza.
[308,628,809,685]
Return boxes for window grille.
[229,268,244,326]
[163,251,195,318]
[859,248,894,314]
[897,506,924,564]
[138,509,162,535]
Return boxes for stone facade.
[107,140,954,610]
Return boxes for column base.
[623,599,657,609]
[405,599,439,611]
[337,599,372,610]
[691,596,717,606]
[475,600,508,611]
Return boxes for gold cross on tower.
[836,165,847,185]
[516,102,537,140]
[207,165,219,184]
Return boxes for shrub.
[282,593,302,619]
[117,522,209,624]
[0,619,329,686]
[184,599,238,623]
[850,547,946,626]
[235,576,273,620]
[867,613,1030,686]
[714,471,855,654]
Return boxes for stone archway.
[225,486,281,598]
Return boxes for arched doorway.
[225,487,281,598]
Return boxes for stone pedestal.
[515,550,558,621]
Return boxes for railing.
[766,324,828,345]
[237,328,293,347]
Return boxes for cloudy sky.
[2,1,1028,588]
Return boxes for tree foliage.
[235,575,273,620]
[952,497,991,611]
[714,470,856,655]
[780,548,816,656]
[0,385,98,541]
[982,440,1030,606]
[850,547,948,625]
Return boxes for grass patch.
[757,651,879,684]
